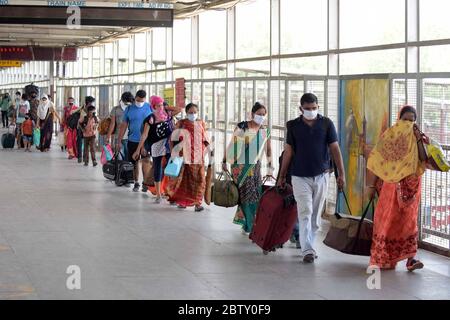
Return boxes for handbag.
[164,156,184,178]
[323,191,375,256]
[103,144,114,161]
[212,171,239,208]
[424,138,449,172]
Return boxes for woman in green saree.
[222,102,273,234]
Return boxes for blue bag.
[164,157,184,178]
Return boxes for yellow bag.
[426,139,450,172]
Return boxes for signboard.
[0,47,77,61]
[163,88,175,107]
[0,60,22,67]
[0,1,174,9]
[0,1,173,27]
[175,78,186,110]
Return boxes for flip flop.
[407,259,424,272]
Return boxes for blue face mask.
[187,113,198,122]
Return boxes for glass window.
[281,0,327,54]
[340,49,405,74]
[420,0,450,41]
[152,28,166,63]
[421,45,450,72]
[280,56,327,76]
[105,43,113,59]
[199,10,226,63]
[235,60,270,77]
[173,18,191,64]
[118,38,129,59]
[340,0,405,48]
[135,33,147,60]
[236,0,270,59]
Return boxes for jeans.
[291,173,329,256]
[153,154,170,182]
[1,110,8,127]
[76,128,83,161]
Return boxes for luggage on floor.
[212,171,239,208]
[1,126,15,149]
[323,191,374,256]
[262,175,276,192]
[102,152,134,186]
[250,185,298,254]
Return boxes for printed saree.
[228,124,270,232]
[166,119,209,207]
[368,120,426,269]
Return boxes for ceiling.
[0,0,240,48]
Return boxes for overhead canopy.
[0,0,240,47]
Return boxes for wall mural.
[338,78,390,216]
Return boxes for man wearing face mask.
[278,93,345,264]
[107,91,134,161]
[117,90,152,192]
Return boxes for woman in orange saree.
[166,103,211,212]
[366,106,428,271]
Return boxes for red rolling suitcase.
[250,185,298,254]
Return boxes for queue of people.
[0,89,431,271]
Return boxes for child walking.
[79,106,99,167]
[21,113,34,152]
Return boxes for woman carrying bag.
[222,102,273,234]
[366,106,428,272]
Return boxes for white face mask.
[302,109,318,120]
[253,114,266,125]
[135,101,145,108]
[187,113,198,122]
[120,101,130,110]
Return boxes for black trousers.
[1,111,8,127]
[76,128,84,160]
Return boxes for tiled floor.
[0,137,449,300]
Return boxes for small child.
[79,105,99,166]
[21,113,34,152]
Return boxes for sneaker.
[195,205,204,212]
[296,240,301,249]
[142,184,148,192]
[154,197,161,204]
[78,158,82,163]
[303,254,315,263]
[132,183,140,192]
[92,161,98,167]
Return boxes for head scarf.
[38,94,51,120]
[398,105,417,121]
[150,95,168,122]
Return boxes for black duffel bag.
[102,152,134,186]
[323,191,375,256]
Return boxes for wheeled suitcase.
[2,126,15,149]
[250,185,298,254]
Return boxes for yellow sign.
[0,60,22,67]
[163,88,175,106]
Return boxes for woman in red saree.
[366,106,428,271]
[166,103,211,212]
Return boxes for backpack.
[99,117,112,136]
[67,111,81,129]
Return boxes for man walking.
[278,93,346,263]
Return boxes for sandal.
[177,205,187,209]
[406,259,424,272]
[195,206,204,212]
